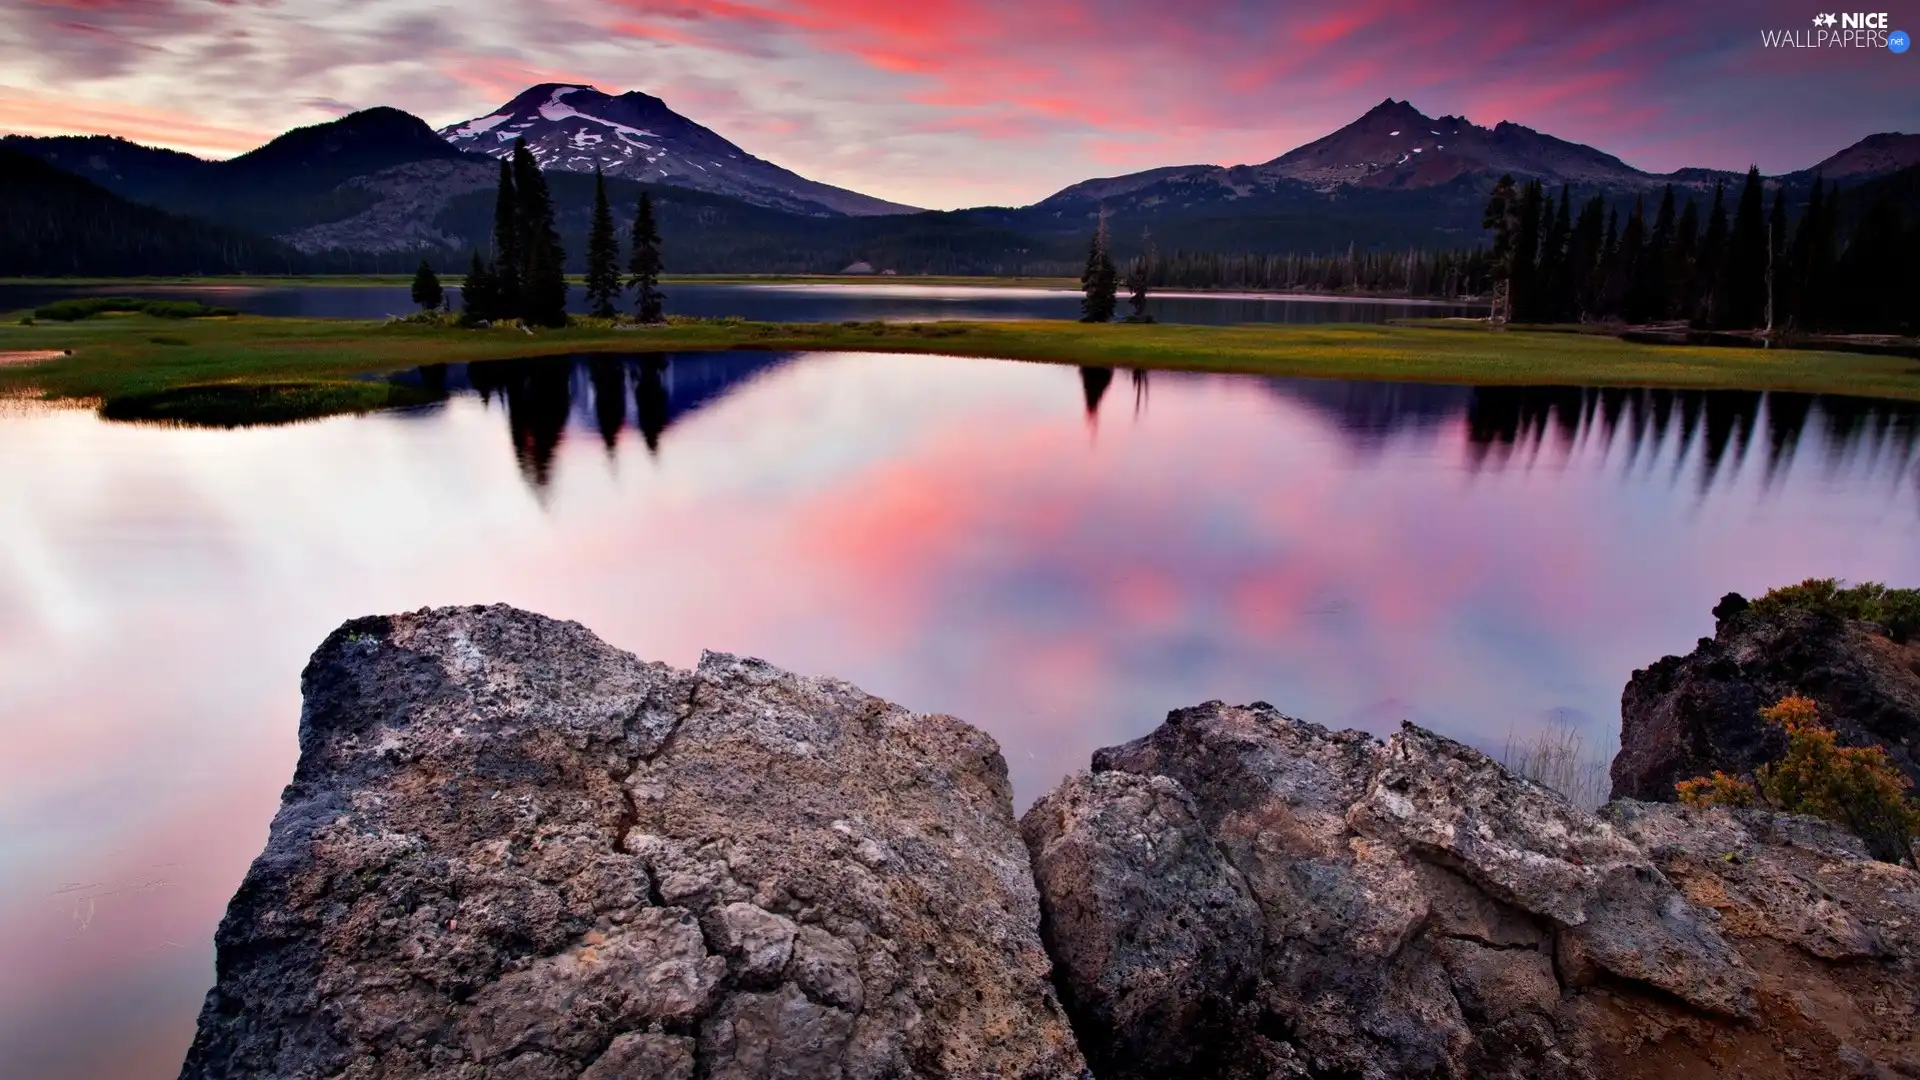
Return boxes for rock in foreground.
[179,605,1085,1080]
[1025,701,1920,1080]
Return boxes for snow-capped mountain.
[439,84,916,217]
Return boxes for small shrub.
[148,335,190,346]
[1676,771,1758,808]
[1747,577,1920,642]
[1677,694,1920,864]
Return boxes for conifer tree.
[1639,185,1676,321]
[628,191,664,323]
[1481,175,1520,322]
[584,168,622,319]
[1080,211,1118,323]
[1720,166,1767,329]
[1693,182,1729,326]
[1787,179,1825,330]
[1510,180,1544,320]
[1590,206,1620,319]
[411,257,444,312]
[1671,196,1700,320]
[491,158,522,319]
[511,141,569,327]
[1537,187,1571,321]
[1765,188,1787,333]
[1124,228,1155,322]
[1608,198,1645,321]
[462,249,497,324]
[1568,195,1605,319]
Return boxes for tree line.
[1483,168,1917,334]
[1132,246,1495,299]
[414,139,665,326]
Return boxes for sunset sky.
[1,0,1914,209]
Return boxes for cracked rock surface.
[1025,701,1920,1080]
[178,605,1085,1080]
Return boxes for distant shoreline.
[0,273,1488,305]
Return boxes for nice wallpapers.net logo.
[1762,12,1909,49]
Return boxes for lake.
[0,281,1483,325]
[2,350,1917,1079]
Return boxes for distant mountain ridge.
[1038,98,1917,211]
[3,89,1916,273]
[438,84,917,217]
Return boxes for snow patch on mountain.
[437,82,916,217]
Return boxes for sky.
[0,0,1914,209]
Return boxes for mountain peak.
[437,83,918,217]
[1254,99,1639,191]
[1799,131,1920,179]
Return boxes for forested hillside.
[0,148,311,276]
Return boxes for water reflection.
[417,354,1920,498]
[4,349,1918,1080]
[1079,366,1114,419]
[383,353,1920,508]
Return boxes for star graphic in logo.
[1823,13,1839,26]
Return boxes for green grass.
[4,313,1918,427]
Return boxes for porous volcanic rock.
[1024,701,1920,1080]
[1612,596,1920,804]
[178,605,1085,1080]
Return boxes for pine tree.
[1510,180,1544,320]
[1765,188,1787,334]
[1080,211,1118,323]
[1693,182,1729,326]
[1719,166,1767,329]
[1787,179,1825,330]
[1537,187,1571,321]
[628,191,664,323]
[1639,185,1676,321]
[410,257,444,312]
[1568,195,1606,319]
[1671,197,1700,320]
[1591,206,1621,319]
[491,158,522,320]
[511,141,569,327]
[1124,228,1155,322]
[1481,175,1520,322]
[584,168,622,319]
[461,249,497,324]
[1608,198,1644,321]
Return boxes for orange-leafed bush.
[1676,770,1758,808]
[1676,694,1920,865]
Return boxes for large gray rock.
[1028,701,1920,1080]
[179,605,1086,1080]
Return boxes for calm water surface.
[0,281,1482,324]
[3,351,1918,1079]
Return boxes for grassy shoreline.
[4,313,1917,425]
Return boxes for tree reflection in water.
[417,355,1920,499]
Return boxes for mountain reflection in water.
[388,353,1920,498]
